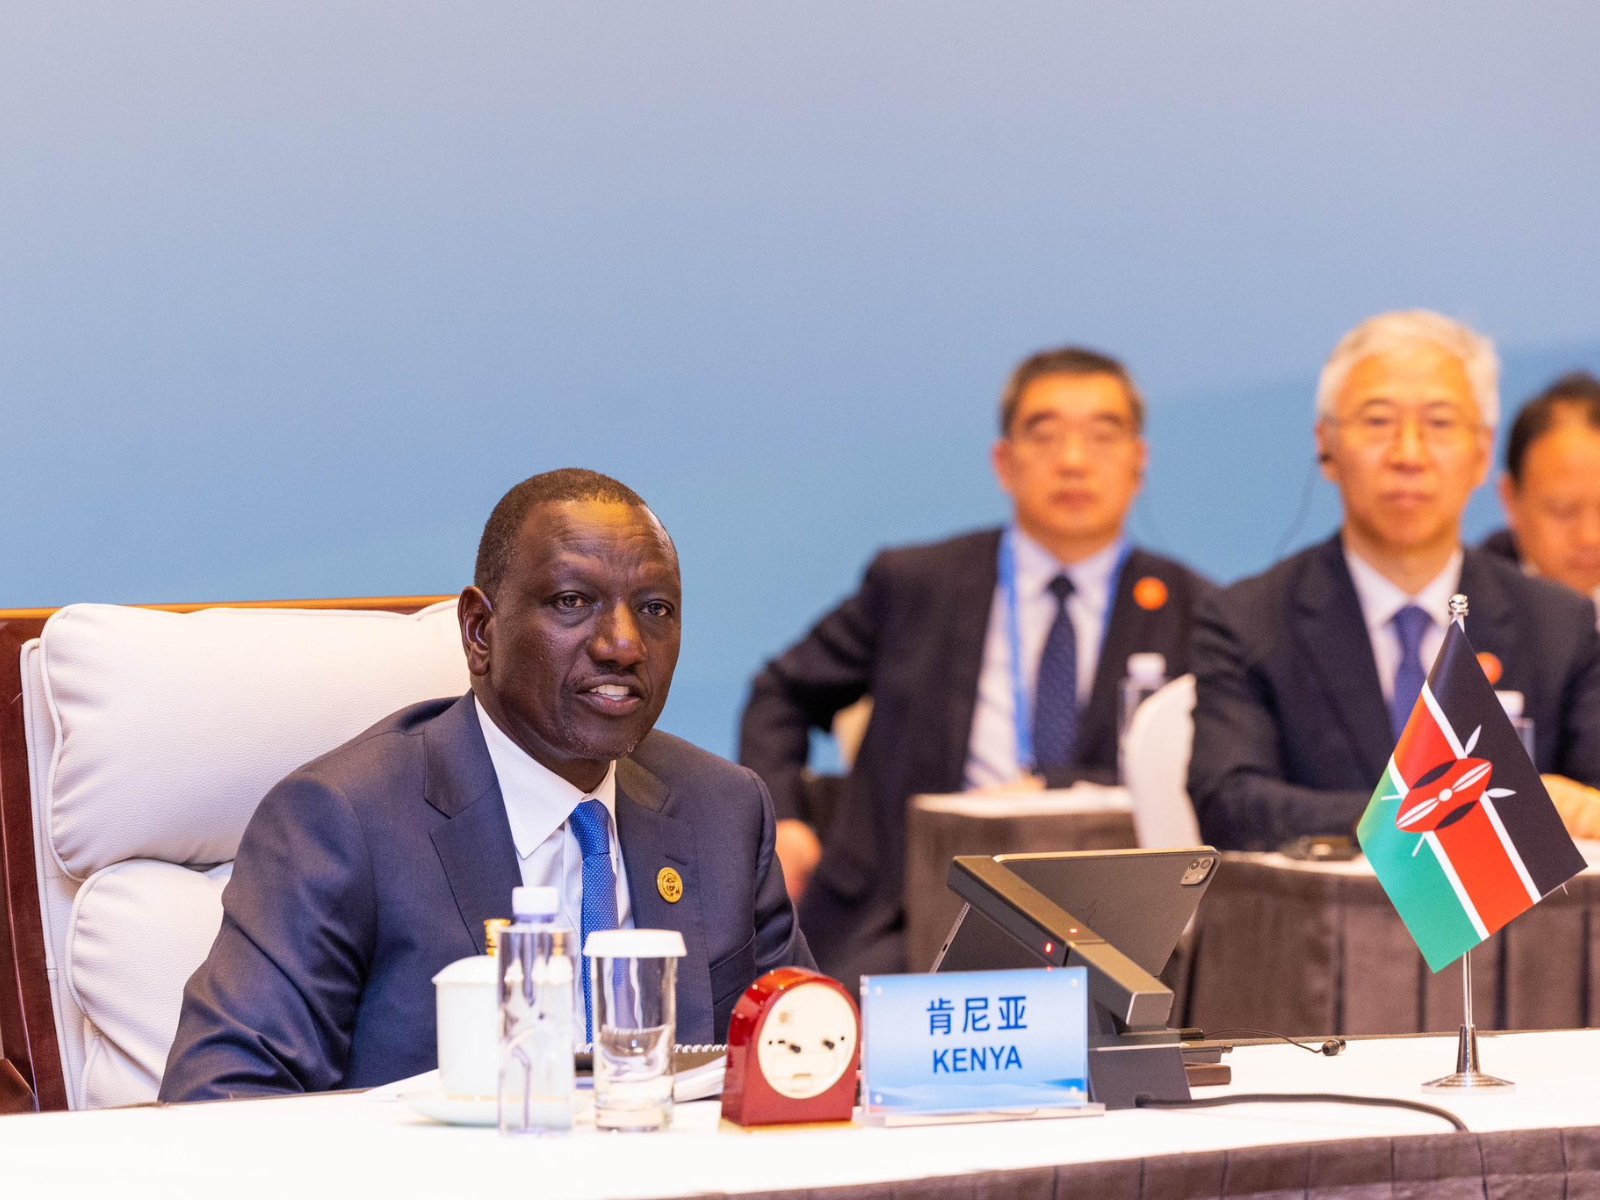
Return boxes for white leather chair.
[1122,673,1203,850]
[0,597,467,1110]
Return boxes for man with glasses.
[1189,311,1600,851]
[739,347,1210,987]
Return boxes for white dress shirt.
[474,696,634,937]
[964,531,1125,788]
[1343,545,1463,704]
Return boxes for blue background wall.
[5,3,1598,757]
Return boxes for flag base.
[1421,1025,1514,1093]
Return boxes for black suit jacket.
[161,694,811,1102]
[1480,526,1521,565]
[1188,535,1600,851]
[738,528,1211,984]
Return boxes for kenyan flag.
[1356,619,1584,972]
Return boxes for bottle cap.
[512,885,560,919]
[1126,652,1167,683]
[584,928,687,959]
[1496,690,1525,720]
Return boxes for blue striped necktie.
[1032,574,1079,772]
[1390,604,1431,740]
[568,798,619,1043]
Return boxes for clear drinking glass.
[584,929,686,1132]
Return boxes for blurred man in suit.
[163,469,810,1101]
[1484,371,1600,619]
[740,347,1211,987]
[1190,312,1600,851]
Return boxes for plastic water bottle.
[1118,652,1170,783]
[1497,690,1536,762]
[498,885,576,1135]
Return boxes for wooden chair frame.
[0,596,452,1113]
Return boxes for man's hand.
[775,818,823,903]
[1542,774,1600,840]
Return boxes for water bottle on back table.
[1118,652,1170,784]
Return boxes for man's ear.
[1314,422,1338,483]
[1498,473,1521,534]
[1471,427,1494,490]
[991,437,1017,498]
[458,587,494,678]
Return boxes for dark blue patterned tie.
[1032,574,1079,772]
[1390,604,1431,740]
[569,798,619,1042]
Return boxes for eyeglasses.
[1010,419,1137,455]
[1330,408,1485,448]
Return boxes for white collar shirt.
[473,696,634,938]
[964,530,1126,788]
[1343,545,1463,705]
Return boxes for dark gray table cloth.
[903,790,1138,972]
[1185,853,1600,1037]
[681,1124,1600,1200]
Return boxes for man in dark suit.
[739,347,1210,987]
[1190,312,1600,851]
[161,469,810,1101]
[1483,371,1600,620]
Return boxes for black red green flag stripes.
[1356,619,1584,972]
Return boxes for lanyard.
[999,528,1131,773]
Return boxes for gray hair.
[1315,310,1500,427]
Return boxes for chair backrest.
[1123,674,1202,850]
[0,596,465,1111]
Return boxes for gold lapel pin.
[657,867,684,904]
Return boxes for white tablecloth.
[4,1030,1599,1198]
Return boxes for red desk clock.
[722,967,860,1126]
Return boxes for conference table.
[1185,847,1600,1038]
[4,1030,1599,1197]
[905,784,1600,1037]
[903,785,1137,971]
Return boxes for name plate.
[859,967,1091,1119]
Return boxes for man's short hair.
[474,468,652,594]
[1315,310,1500,427]
[1504,371,1600,485]
[998,346,1145,436]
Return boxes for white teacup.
[432,954,500,1098]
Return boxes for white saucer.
[401,1087,498,1127]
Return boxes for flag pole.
[1422,592,1515,1094]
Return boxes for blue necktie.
[1390,604,1431,740]
[569,798,620,1043]
[1032,574,1079,772]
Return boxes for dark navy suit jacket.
[738,528,1211,986]
[1188,534,1600,851]
[160,694,810,1102]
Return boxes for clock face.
[754,984,857,1100]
